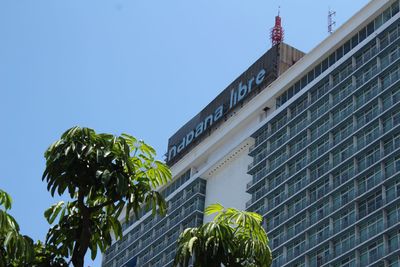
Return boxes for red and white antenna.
[328,8,336,34]
[270,7,284,46]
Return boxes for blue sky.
[0,0,369,265]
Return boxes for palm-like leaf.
[42,127,172,267]
[0,189,34,267]
[174,204,272,267]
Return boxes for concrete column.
[383,233,389,259]
[355,248,360,267]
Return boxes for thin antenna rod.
[328,8,336,34]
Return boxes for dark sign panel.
[166,43,304,166]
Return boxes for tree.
[42,126,171,267]
[0,189,34,267]
[28,241,68,267]
[1,189,68,267]
[173,204,272,267]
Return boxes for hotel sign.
[166,45,293,166]
[168,69,266,162]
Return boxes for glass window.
[359,27,367,42]
[351,34,359,49]
[336,46,344,60]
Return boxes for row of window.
[248,86,400,196]
[250,57,400,176]
[104,178,205,265]
[137,215,203,267]
[262,159,400,234]
[248,106,400,206]
[251,15,400,157]
[108,204,204,267]
[271,204,400,267]
[275,0,400,108]
[250,57,400,174]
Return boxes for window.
[355,81,379,108]
[333,256,356,267]
[358,191,382,218]
[310,118,330,141]
[288,172,308,197]
[289,134,308,156]
[357,145,380,172]
[360,241,384,265]
[383,84,400,110]
[291,96,309,118]
[333,231,355,257]
[287,193,307,218]
[333,208,356,233]
[270,131,287,151]
[273,250,285,267]
[381,65,400,89]
[333,120,353,145]
[386,178,400,202]
[309,200,330,224]
[388,204,400,227]
[287,236,306,260]
[357,166,382,195]
[269,150,287,171]
[270,229,285,248]
[332,80,353,104]
[332,140,354,166]
[310,178,330,202]
[287,215,307,239]
[289,154,308,175]
[332,99,353,124]
[355,61,378,87]
[357,103,379,129]
[309,245,330,267]
[384,132,400,155]
[290,114,308,137]
[270,113,288,133]
[385,155,400,178]
[268,187,286,208]
[332,184,355,210]
[268,168,287,189]
[310,158,330,181]
[308,223,330,248]
[384,108,400,132]
[357,122,380,149]
[333,162,355,187]
[388,230,400,253]
[310,97,330,121]
[310,80,330,103]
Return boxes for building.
[103,0,400,266]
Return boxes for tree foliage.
[174,204,272,267]
[42,126,171,267]
[28,241,68,267]
[0,189,34,267]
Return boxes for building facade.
[103,0,400,266]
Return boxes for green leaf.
[205,203,224,216]
[44,201,65,224]
[0,189,12,210]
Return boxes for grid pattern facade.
[246,2,400,267]
[102,177,206,267]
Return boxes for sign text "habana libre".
[167,68,266,162]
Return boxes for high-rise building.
[103,0,400,266]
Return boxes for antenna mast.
[271,7,284,46]
[328,8,336,34]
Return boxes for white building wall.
[203,141,253,223]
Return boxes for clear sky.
[0,0,370,266]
